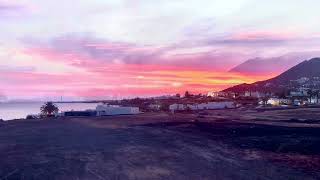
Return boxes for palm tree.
[40,102,59,116]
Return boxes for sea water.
[0,102,101,120]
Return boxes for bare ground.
[0,109,320,180]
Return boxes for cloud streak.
[0,1,30,18]
[1,0,320,99]
[0,44,268,99]
[4,30,319,99]
[23,34,249,71]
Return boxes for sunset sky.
[1,0,320,101]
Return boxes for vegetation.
[184,91,191,98]
[40,102,59,117]
[315,90,320,104]
[307,89,313,103]
[160,104,169,112]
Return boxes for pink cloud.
[0,58,269,98]
[231,31,298,41]
[2,34,287,99]
[203,30,304,48]
[23,34,249,71]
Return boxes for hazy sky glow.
[1,0,320,100]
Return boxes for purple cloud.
[0,65,35,73]
[22,33,249,70]
[0,2,30,18]
[27,34,167,64]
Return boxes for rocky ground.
[0,109,319,180]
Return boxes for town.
[40,59,320,119]
[41,79,320,119]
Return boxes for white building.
[199,102,235,110]
[148,104,161,111]
[169,104,186,112]
[290,91,305,97]
[169,102,235,113]
[296,77,309,84]
[290,88,309,97]
[267,98,291,106]
[207,91,226,97]
[244,91,265,98]
[96,105,140,116]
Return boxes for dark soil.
[0,115,319,180]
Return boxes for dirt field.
[0,108,320,179]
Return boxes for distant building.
[64,111,97,117]
[207,91,227,97]
[267,98,279,106]
[281,99,292,105]
[296,77,309,84]
[148,104,161,111]
[290,91,303,97]
[169,101,235,113]
[154,95,179,100]
[96,105,140,116]
[244,91,266,98]
[169,104,186,112]
[198,102,235,110]
[267,98,291,106]
[289,87,312,97]
[290,90,308,97]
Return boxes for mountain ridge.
[224,57,320,93]
[229,51,320,74]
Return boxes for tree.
[315,90,320,104]
[184,91,191,98]
[277,89,287,99]
[40,102,59,117]
[160,104,169,112]
[176,93,181,98]
[307,89,313,103]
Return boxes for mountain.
[224,57,320,93]
[229,51,320,75]
[0,93,7,102]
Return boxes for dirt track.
[0,110,319,180]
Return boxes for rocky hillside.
[224,58,320,93]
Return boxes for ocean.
[0,102,101,120]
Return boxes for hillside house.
[244,91,266,98]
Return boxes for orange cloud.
[1,44,274,99]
